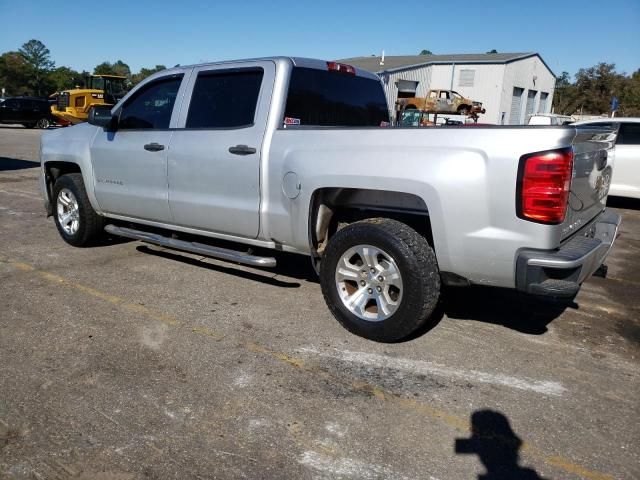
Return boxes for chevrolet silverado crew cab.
[40,57,621,342]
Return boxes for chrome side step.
[104,224,277,268]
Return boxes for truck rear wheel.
[320,218,440,342]
[52,173,104,247]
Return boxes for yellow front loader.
[51,74,128,125]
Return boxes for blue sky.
[1,0,638,78]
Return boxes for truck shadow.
[455,409,548,479]
[440,286,569,335]
[0,157,40,171]
[607,196,640,210]
[134,244,567,335]
[136,245,305,288]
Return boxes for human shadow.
[0,157,40,171]
[455,409,548,480]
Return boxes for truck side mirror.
[88,105,116,130]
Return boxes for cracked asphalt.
[1,125,639,480]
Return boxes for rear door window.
[617,123,640,145]
[284,67,389,127]
[118,74,183,129]
[185,68,263,129]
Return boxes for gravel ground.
[1,125,639,480]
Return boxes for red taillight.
[327,61,356,75]
[518,148,573,224]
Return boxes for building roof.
[338,52,553,76]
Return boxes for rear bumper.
[516,209,621,297]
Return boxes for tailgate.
[561,125,617,240]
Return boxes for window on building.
[458,69,475,87]
[118,74,183,129]
[186,68,264,129]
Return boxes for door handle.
[229,145,256,155]
[144,143,165,152]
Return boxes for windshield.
[89,77,127,97]
[104,77,127,97]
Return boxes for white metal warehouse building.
[339,52,556,125]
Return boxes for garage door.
[525,90,537,121]
[538,92,548,113]
[510,87,524,125]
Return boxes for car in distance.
[527,113,574,126]
[397,89,485,116]
[573,117,640,199]
[0,96,56,129]
[39,57,620,342]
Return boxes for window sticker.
[284,117,301,126]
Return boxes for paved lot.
[1,125,639,480]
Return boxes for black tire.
[36,118,50,129]
[52,173,104,247]
[457,105,470,116]
[320,218,440,342]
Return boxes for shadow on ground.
[136,245,305,288]
[441,286,569,335]
[0,157,40,171]
[134,243,567,337]
[456,409,548,479]
[608,196,640,210]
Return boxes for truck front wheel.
[320,218,440,342]
[52,173,104,247]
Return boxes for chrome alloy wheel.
[57,188,80,235]
[335,244,403,322]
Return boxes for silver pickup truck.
[40,57,621,341]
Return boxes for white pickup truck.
[40,57,621,341]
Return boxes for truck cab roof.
[172,57,380,81]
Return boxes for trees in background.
[553,63,640,116]
[1,39,639,115]
[18,39,55,96]
[130,65,167,85]
[0,51,31,95]
[94,60,132,78]
[92,61,167,86]
[0,40,167,96]
[47,66,88,91]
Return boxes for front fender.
[40,123,101,213]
